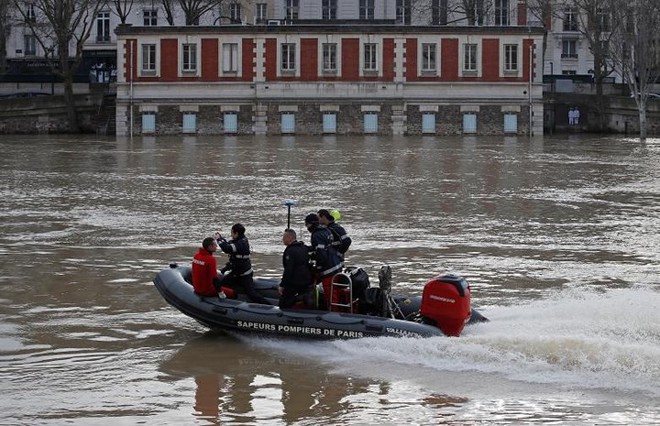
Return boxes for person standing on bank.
[304,213,342,309]
[215,223,271,305]
[318,209,352,261]
[278,229,315,309]
[191,237,223,298]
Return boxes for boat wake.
[248,286,660,397]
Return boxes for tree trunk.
[63,74,80,133]
[638,103,647,141]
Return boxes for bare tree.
[0,0,10,74]
[178,0,224,25]
[13,0,106,132]
[160,0,176,25]
[109,0,134,24]
[551,0,617,131]
[607,0,660,140]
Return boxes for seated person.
[191,237,223,297]
[278,229,315,309]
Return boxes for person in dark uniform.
[277,229,315,309]
[216,223,271,305]
[318,209,352,260]
[304,213,342,309]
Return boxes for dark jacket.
[326,221,352,255]
[281,240,313,289]
[218,235,253,276]
[309,224,343,277]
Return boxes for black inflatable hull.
[154,265,484,339]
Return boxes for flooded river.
[1,134,659,424]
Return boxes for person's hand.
[214,232,223,240]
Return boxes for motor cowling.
[420,274,471,337]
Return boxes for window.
[229,2,242,23]
[224,112,238,133]
[323,113,337,133]
[495,0,509,26]
[396,0,411,24]
[25,4,36,22]
[142,113,156,133]
[421,43,437,73]
[563,7,578,31]
[504,44,518,71]
[281,43,296,72]
[182,43,197,72]
[286,0,299,20]
[504,113,517,133]
[143,9,157,26]
[256,3,267,23]
[596,8,610,32]
[322,0,337,20]
[463,43,477,71]
[222,43,238,73]
[141,44,157,74]
[359,0,375,20]
[281,113,295,133]
[463,113,477,133]
[364,113,378,133]
[96,11,110,43]
[322,43,337,72]
[363,43,378,71]
[24,34,36,56]
[183,113,196,133]
[561,40,577,58]
[431,0,448,25]
[422,113,436,134]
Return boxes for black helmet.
[304,213,319,225]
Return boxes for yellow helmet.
[330,210,341,221]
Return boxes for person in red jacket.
[192,237,222,297]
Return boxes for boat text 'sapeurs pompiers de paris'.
[153,200,488,339]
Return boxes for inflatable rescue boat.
[153,263,488,339]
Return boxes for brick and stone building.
[115,23,544,136]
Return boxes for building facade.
[115,24,544,136]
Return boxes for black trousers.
[226,273,272,305]
[279,284,315,309]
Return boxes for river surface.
[1,134,659,425]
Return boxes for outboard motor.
[420,274,471,337]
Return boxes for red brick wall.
[300,38,318,81]
[482,39,499,80]
[383,38,395,81]
[242,38,255,81]
[201,38,218,81]
[441,39,458,80]
[517,0,527,26]
[161,39,178,81]
[265,38,277,81]
[125,39,137,82]
[341,38,359,80]
[405,38,417,81]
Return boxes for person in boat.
[317,209,352,261]
[277,229,315,309]
[191,237,224,298]
[304,213,342,309]
[216,223,271,305]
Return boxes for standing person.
[318,209,352,261]
[191,237,223,297]
[277,229,315,309]
[216,223,271,305]
[574,107,580,125]
[304,213,342,309]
